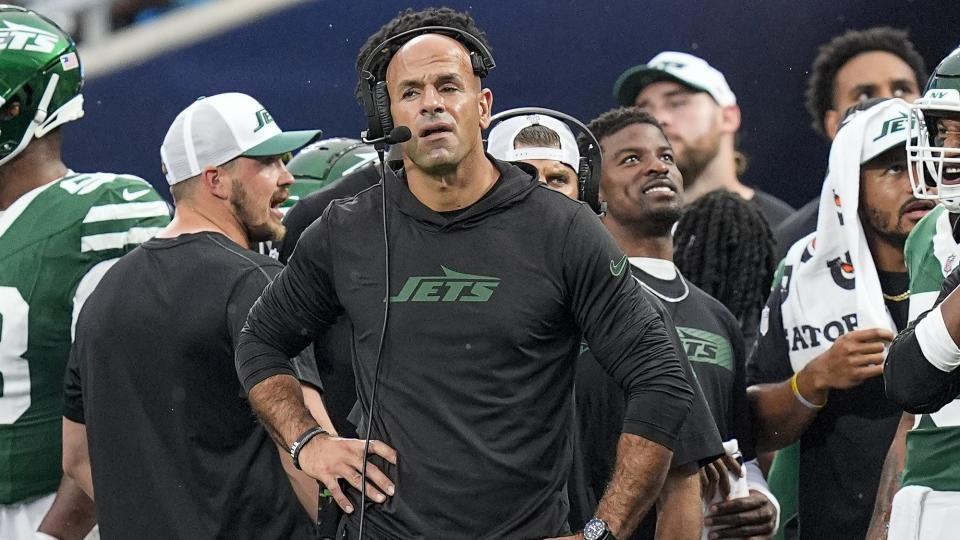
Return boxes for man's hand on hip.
[298,435,397,514]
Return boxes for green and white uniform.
[0,172,169,504]
[902,205,960,490]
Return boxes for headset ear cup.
[578,158,590,201]
[470,52,487,78]
[374,81,394,136]
[580,152,602,214]
[360,73,383,142]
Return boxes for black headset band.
[487,107,603,214]
[488,107,600,153]
[359,25,496,81]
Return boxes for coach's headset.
[358,25,496,147]
[487,108,603,214]
[352,26,496,538]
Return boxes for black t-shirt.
[571,266,756,539]
[64,232,312,539]
[569,265,726,540]
[774,199,818,261]
[236,159,694,539]
[631,265,753,452]
[751,189,795,227]
[746,270,908,539]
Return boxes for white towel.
[889,485,933,540]
[777,99,912,373]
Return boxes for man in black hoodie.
[235,9,693,540]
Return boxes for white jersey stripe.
[82,201,169,223]
[80,227,164,253]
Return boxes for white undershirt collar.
[629,256,677,280]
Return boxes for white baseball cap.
[160,92,322,185]
[487,113,580,172]
[614,51,737,107]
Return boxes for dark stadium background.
[65,0,960,208]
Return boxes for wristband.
[791,372,826,409]
[290,426,327,470]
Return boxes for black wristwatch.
[583,517,617,540]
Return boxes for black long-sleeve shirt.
[236,158,693,539]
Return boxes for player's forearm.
[747,379,819,452]
[866,413,912,540]
[37,476,96,540]
[61,417,93,499]
[248,374,321,449]
[654,463,702,540]
[277,384,341,522]
[886,310,960,412]
[594,433,673,538]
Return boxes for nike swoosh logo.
[610,254,628,277]
[122,188,151,201]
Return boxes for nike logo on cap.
[122,188,151,201]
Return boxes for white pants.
[0,492,99,540]
[889,485,960,540]
[0,492,55,539]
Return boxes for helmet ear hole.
[0,100,22,121]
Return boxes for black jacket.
[236,158,693,539]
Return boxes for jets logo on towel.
[827,251,856,290]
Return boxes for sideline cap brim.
[614,65,704,106]
[243,129,323,157]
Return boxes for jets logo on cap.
[0,21,60,54]
[653,60,685,71]
[253,109,274,132]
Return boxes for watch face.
[583,518,607,540]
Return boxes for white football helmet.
[907,47,960,212]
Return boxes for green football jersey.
[0,172,170,503]
[902,204,960,490]
[905,205,959,320]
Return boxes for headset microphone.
[362,125,412,149]
[384,126,412,145]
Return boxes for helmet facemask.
[907,91,960,212]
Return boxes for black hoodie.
[236,158,694,539]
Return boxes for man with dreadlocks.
[746,98,933,539]
[576,107,779,540]
[674,190,778,350]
